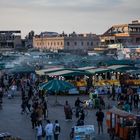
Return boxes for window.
[74,42,77,46]
[6,36,9,40]
[81,42,83,46]
[54,42,56,46]
[67,42,70,46]
[57,42,59,45]
[91,42,93,46]
[87,42,89,46]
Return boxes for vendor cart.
[74,125,95,140]
[106,107,136,140]
[0,132,22,140]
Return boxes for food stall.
[106,107,136,140]
[74,125,95,140]
[76,80,87,94]
[94,80,120,86]
[125,80,140,86]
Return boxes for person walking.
[36,104,43,125]
[76,109,85,126]
[74,97,83,118]
[133,93,139,109]
[30,109,37,129]
[21,97,28,114]
[64,101,72,120]
[45,120,53,140]
[0,86,3,109]
[36,122,42,140]
[75,97,83,108]
[25,96,31,113]
[127,93,133,111]
[42,97,48,119]
[112,84,116,100]
[116,86,122,101]
[96,108,104,134]
[53,120,61,140]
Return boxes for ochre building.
[33,32,99,51]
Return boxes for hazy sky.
[0,0,140,37]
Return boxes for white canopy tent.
[46,70,74,77]
[35,67,64,75]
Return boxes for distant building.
[33,31,99,52]
[33,31,64,51]
[64,32,99,51]
[25,30,35,48]
[0,30,22,49]
[100,20,140,47]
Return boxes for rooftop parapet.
[132,20,140,24]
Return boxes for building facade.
[33,32,99,52]
[100,20,140,47]
[0,30,22,49]
[25,30,35,48]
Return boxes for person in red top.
[64,101,72,120]
[96,108,104,134]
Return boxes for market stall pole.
[74,125,95,140]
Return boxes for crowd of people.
[108,85,140,112]
[0,73,89,140]
[0,72,140,140]
[36,120,61,140]
[0,73,62,140]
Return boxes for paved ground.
[0,95,139,140]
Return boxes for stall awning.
[107,65,129,70]
[107,65,138,72]
[9,66,35,74]
[47,70,74,77]
[87,68,110,74]
[126,69,140,74]
[108,107,136,118]
[46,70,91,77]
[35,67,64,75]
[77,66,96,70]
